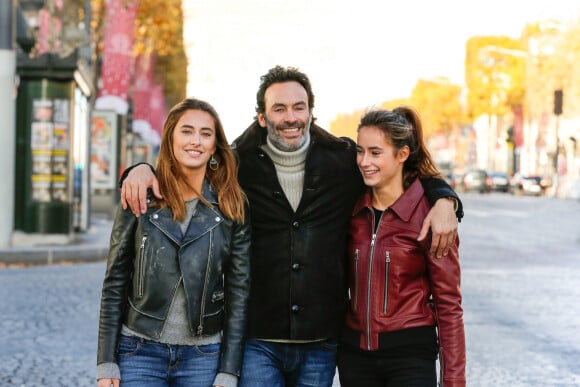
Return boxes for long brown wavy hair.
[155,98,246,223]
[358,106,442,189]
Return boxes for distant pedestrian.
[337,107,465,387]
[97,98,251,387]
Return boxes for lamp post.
[553,89,563,196]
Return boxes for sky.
[182,0,580,140]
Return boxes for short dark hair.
[255,65,315,114]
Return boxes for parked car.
[461,169,492,193]
[489,171,510,192]
[509,174,550,196]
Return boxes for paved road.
[1,193,579,386]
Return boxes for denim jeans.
[337,344,436,387]
[118,335,220,387]
[239,338,337,387]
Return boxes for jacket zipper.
[366,209,384,350]
[138,235,147,296]
[366,232,376,350]
[383,251,390,313]
[354,249,359,311]
[197,230,213,335]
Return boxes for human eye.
[201,131,213,137]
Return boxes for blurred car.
[509,174,550,196]
[461,169,492,193]
[444,173,458,189]
[489,171,510,192]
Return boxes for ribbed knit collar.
[261,131,311,168]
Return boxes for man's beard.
[264,115,312,152]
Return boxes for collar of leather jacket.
[352,178,425,222]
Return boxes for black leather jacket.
[232,121,462,341]
[97,181,251,377]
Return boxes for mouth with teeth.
[362,169,378,176]
[278,127,302,133]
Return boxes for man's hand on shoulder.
[120,164,161,217]
[417,197,458,258]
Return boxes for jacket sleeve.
[427,237,466,387]
[97,204,137,365]
[219,209,252,376]
[420,177,464,221]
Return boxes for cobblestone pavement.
[1,194,579,386]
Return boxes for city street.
[1,193,579,386]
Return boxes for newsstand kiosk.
[14,51,93,245]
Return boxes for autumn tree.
[409,77,465,138]
[89,0,187,108]
[464,36,526,122]
[133,0,187,107]
[328,110,365,140]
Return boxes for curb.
[0,246,109,266]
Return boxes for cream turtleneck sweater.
[261,131,310,212]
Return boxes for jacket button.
[291,305,300,312]
[292,262,300,271]
[273,191,283,199]
[153,214,158,219]
[292,221,300,229]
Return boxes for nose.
[284,109,297,122]
[190,132,201,144]
[357,152,370,167]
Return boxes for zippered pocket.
[353,248,359,311]
[383,251,390,313]
[137,235,148,297]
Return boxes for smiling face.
[258,81,312,151]
[172,109,217,174]
[356,125,409,190]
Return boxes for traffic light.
[506,126,514,143]
[554,89,563,115]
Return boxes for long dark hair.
[358,106,442,189]
[156,98,246,222]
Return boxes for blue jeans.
[118,335,220,387]
[239,338,337,387]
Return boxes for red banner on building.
[95,0,138,115]
[132,54,166,145]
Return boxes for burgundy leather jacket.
[345,179,466,387]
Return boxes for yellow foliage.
[410,78,465,137]
[464,36,526,120]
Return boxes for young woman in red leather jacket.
[337,107,465,387]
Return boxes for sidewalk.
[0,214,113,266]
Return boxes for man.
[120,66,462,387]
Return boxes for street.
[1,193,580,386]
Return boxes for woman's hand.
[97,377,119,387]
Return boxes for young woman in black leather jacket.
[97,98,251,387]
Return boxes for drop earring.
[209,155,219,171]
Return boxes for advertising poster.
[30,98,70,202]
[91,110,118,189]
